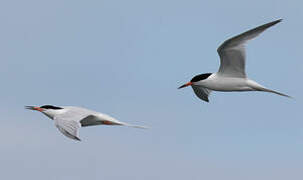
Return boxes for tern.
[26,105,147,141]
[178,19,291,102]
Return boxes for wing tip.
[202,97,210,102]
[261,19,283,30]
[273,18,283,25]
[70,136,81,141]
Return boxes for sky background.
[0,0,302,179]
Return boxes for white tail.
[105,118,148,129]
[258,87,292,98]
[126,124,149,129]
[247,80,292,98]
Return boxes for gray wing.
[54,117,81,141]
[217,19,282,78]
[192,86,212,102]
[53,107,94,141]
[80,115,103,127]
[80,115,122,127]
[80,115,148,129]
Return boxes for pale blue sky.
[0,0,302,179]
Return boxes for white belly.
[195,74,254,91]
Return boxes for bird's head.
[25,105,64,119]
[178,73,212,89]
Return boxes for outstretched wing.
[192,86,212,102]
[217,19,282,78]
[53,107,94,141]
[54,117,81,141]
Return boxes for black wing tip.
[268,19,283,27]
[262,19,283,29]
[199,98,209,103]
[274,18,283,24]
[277,18,283,22]
[72,136,81,141]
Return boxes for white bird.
[178,19,291,102]
[26,105,147,141]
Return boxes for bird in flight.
[26,105,147,141]
[178,19,291,102]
